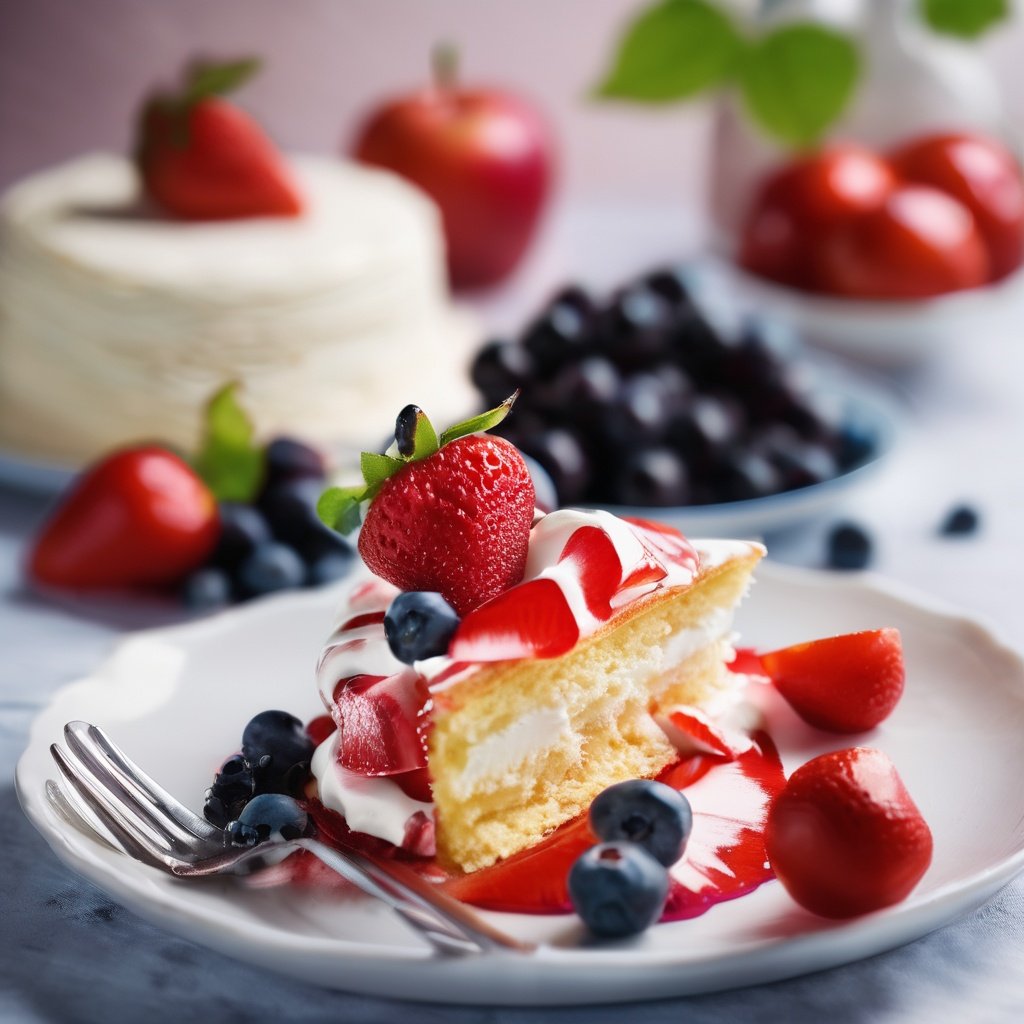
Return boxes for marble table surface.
[3,209,1024,1022]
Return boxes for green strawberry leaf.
[361,451,405,487]
[920,0,1008,38]
[183,58,262,105]
[439,392,519,446]
[738,24,860,147]
[593,0,743,103]
[317,486,366,536]
[192,383,264,503]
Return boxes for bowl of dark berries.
[471,266,900,537]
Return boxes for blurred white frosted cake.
[0,153,475,465]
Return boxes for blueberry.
[394,404,421,458]
[549,283,597,321]
[306,552,355,586]
[568,842,670,938]
[259,479,343,561]
[669,309,737,381]
[644,265,699,308]
[264,437,325,489]
[600,286,672,369]
[614,447,690,506]
[181,567,232,610]
[835,415,879,471]
[546,357,620,415]
[523,302,592,373]
[589,779,693,867]
[228,793,308,847]
[210,503,272,570]
[299,526,355,567]
[827,522,873,570]
[713,448,782,502]
[726,317,797,391]
[668,395,745,468]
[769,441,837,491]
[384,592,461,664]
[519,429,591,505]
[940,503,981,536]
[236,542,306,598]
[204,755,256,828]
[470,341,535,404]
[606,375,672,446]
[241,710,315,794]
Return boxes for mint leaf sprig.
[595,0,860,148]
[921,0,1008,39]
[317,393,518,536]
[192,382,265,502]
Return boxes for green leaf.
[439,392,519,447]
[317,486,366,535]
[360,451,405,488]
[192,383,264,503]
[739,24,860,147]
[594,0,743,103]
[183,58,261,105]
[921,0,1008,38]
[407,408,440,461]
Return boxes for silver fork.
[47,720,534,957]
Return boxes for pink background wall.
[1,0,1021,206]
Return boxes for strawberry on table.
[136,57,303,220]
[317,396,535,615]
[765,747,932,918]
[760,628,905,733]
[28,446,219,589]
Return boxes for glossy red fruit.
[29,446,219,589]
[139,99,302,219]
[891,132,1024,281]
[761,628,905,733]
[765,747,932,918]
[817,185,990,299]
[353,49,552,289]
[357,435,535,616]
[331,673,429,776]
[739,145,896,289]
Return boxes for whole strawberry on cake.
[311,395,765,873]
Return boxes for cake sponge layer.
[429,546,762,872]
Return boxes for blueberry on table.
[210,502,272,570]
[259,479,322,546]
[384,591,461,664]
[204,755,257,828]
[568,842,670,938]
[181,566,232,610]
[235,542,306,598]
[827,522,873,570]
[940,504,981,536]
[263,437,325,488]
[306,552,355,587]
[589,779,693,867]
[241,710,316,793]
[228,793,309,847]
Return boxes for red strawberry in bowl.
[317,396,535,616]
[136,58,303,220]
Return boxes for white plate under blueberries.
[16,562,1024,1006]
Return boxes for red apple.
[739,144,897,290]
[817,184,990,300]
[890,132,1024,282]
[353,46,552,289]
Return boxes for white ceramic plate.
[723,260,1024,368]
[16,563,1024,1006]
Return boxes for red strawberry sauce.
[268,733,785,923]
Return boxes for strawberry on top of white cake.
[312,398,763,872]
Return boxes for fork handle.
[295,839,532,956]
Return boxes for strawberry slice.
[331,672,429,776]
[136,58,302,220]
[761,628,905,733]
[28,445,219,589]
